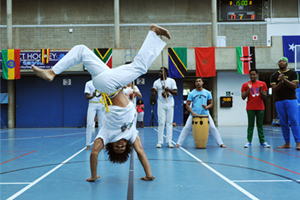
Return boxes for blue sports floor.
[1,125,300,200]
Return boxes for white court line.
[1,132,84,141]
[173,128,247,137]
[176,146,259,200]
[156,128,259,200]
[233,180,300,183]
[7,146,87,200]
[0,182,31,185]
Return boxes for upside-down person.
[32,24,171,181]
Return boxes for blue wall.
[16,76,90,127]
[1,74,183,128]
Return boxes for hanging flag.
[195,47,216,78]
[41,49,51,64]
[236,46,256,75]
[2,49,21,80]
[168,47,187,78]
[94,48,112,68]
[282,36,300,63]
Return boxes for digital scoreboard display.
[220,96,233,108]
[218,0,264,22]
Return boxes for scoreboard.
[218,0,264,22]
[220,96,233,108]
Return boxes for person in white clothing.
[175,77,226,148]
[123,81,142,107]
[84,80,105,150]
[31,24,171,182]
[150,67,178,148]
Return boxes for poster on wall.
[0,51,69,70]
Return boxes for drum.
[192,115,209,149]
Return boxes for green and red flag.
[41,49,51,64]
[2,49,21,80]
[94,48,112,68]
[236,46,256,74]
[195,47,216,77]
[168,47,187,78]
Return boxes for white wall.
[217,71,249,126]
[266,18,300,46]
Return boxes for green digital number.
[235,0,248,6]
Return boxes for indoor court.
[1,125,300,200]
[1,1,300,200]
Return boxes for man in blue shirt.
[175,77,226,148]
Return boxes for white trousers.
[157,104,174,144]
[137,112,144,122]
[176,114,224,146]
[86,103,104,146]
[52,31,166,96]
[51,31,166,143]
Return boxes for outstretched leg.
[32,65,56,82]
[32,45,109,81]
[175,115,193,147]
[92,24,170,95]
[208,115,226,147]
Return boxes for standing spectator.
[123,82,142,107]
[270,57,300,150]
[241,69,270,148]
[84,80,104,150]
[151,67,178,148]
[136,99,145,128]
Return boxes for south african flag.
[94,48,112,68]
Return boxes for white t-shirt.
[95,102,138,145]
[153,77,177,107]
[123,85,140,106]
[84,80,102,103]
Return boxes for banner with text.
[0,51,69,70]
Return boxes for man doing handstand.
[32,24,171,181]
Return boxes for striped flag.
[41,49,51,64]
[236,46,256,75]
[168,47,187,78]
[2,49,21,80]
[94,48,112,68]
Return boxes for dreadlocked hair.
[105,141,133,164]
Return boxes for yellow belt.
[89,101,101,103]
[100,89,120,112]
